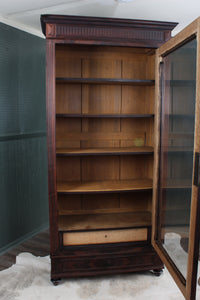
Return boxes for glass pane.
[159,38,197,279]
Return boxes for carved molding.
[46,24,164,43]
[46,24,55,37]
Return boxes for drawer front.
[63,228,148,246]
[51,242,163,279]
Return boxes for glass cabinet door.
[160,37,196,279]
[153,18,200,300]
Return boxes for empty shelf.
[57,179,153,194]
[56,146,154,156]
[59,211,151,231]
[56,113,154,118]
[56,77,155,85]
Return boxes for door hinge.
[194,152,200,187]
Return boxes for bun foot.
[51,278,61,286]
[151,268,163,277]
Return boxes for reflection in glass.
[159,38,197,279]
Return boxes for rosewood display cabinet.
[41,15,200,300]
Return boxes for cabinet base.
[50,242,163,281]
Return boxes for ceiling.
[0,0,200,38]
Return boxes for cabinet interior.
[55,44,155,246]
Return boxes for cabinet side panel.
[46,40,59,253]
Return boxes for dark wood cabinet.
[41,15,200,300]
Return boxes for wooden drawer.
[63,228,148,246]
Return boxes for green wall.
[0,22,48,254]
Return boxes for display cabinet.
[41,14,200,300]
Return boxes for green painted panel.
[0,24,20,135]
[0,22,46,137]
[0,138,48,248]
[0,23,48,253]
[18,33,46,134]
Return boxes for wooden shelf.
[56,146,154,156]
[56,77,155,86]
[57,179,153,194]
[56,113,154,118]
[59,207,147,216]
[58,211,151,231]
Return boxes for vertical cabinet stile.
[46,39,59,253]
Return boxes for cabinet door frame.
[152,17,200,300]
[46,39,60,254]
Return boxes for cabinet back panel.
[55,45,155,80]
[146,54,155,79]
[56,118,81,133]
[56,84,154,115]
[57,132,146,148]
[56,56,81,77]
[56,84,82,114]
[82,118,120,132]
[56,118,81,149]
[122,53,155,80]
[56,157,81,182]
[58,194,82,210]
[82,156,120,181]
[82,194,119,210]
[122,86,154,114]
[122,59,146,80]
[81,140,120,148]
[56,118,150,149]
[81,118,121,148]
[56,155,153,183]
[82,59,121,78]
[82,84,121,114]
[59,212,151,231]
[56,45,154,58]
[120,118,153,147]
[58,192,151,214]
[120,191,151,211]
[120,155,153,180]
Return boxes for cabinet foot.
[151,268,163,277]
[51,278,61,286]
